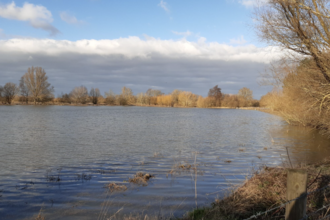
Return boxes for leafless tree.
[89,88,101,105]
[171,89,181,106]
[254,0,330,82]
[178,91,198,107]
[146,89,163,97]
[19,76,30,104]
[104,89,116,105]
[136,93,149,105]
[208,85,222,107]
[58,93,71,103]
[238,87,253,100]
[22,67,54,105]
[70,86,89,104]
[2,82,19,104]
[120,87,135,105]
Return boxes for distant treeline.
[0,66,259,108]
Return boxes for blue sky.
[0,0,278,98]
[1,0,255,43]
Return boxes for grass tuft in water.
[129,172,154,186]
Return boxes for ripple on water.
[0,106,330,219]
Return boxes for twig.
[285,147,293,169]
[107,207,124,220]
[308,169,322,189]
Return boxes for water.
[0,106,329,219]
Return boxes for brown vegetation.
[182,160,330,220]
[105,182,128,193]
[128,172,154,186]
[255,0,330,137]
[260,58,330,137]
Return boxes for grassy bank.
[182,159,330,220]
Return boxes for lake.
[0,106,329,219]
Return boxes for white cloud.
[0,37,282,63]
[60,12,84,25]
[158,0,169,12]
[172,30,192,38]
[230,35,247,45]
[239,0,268,7]
[0,37,284,98]
[0,2,59,36]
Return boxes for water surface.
[0,106,329,219]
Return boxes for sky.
[0,0,281,98]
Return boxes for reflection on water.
[0,106,329,219]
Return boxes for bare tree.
[2,82,19,104]
[146,88,163,97]
[58,93,71,104]
[89,88,101,105]
[120,87,135,105]
[22,67,54,105]
[104,89,116,105]
[171,89,181,106]
[254,0,330,82]
[208,85,222,107]
[238,87,253,100]
[70,86,88,104]
[136,92,149,105]
[178,91,198,107]
[19,76,29,104]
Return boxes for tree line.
[59,85,258,108]
[0,67,259,108]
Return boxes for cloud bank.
[0,2,59,36]
[0,37,282,98]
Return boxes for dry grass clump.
[167,163,193,176]
[167,161,204,177]
[182,160,330,220]
[213,167,287,219]
[178,164,192,170]
[182,167,287,220]
[32,208,45,220]
[129,172,154,186]
[109,213,171,220]
[35,213,45,220]
[105,182,128,193]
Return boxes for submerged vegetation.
[128,172,154,186]
[106,182,128,193]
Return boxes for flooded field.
[0,106,329,219]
